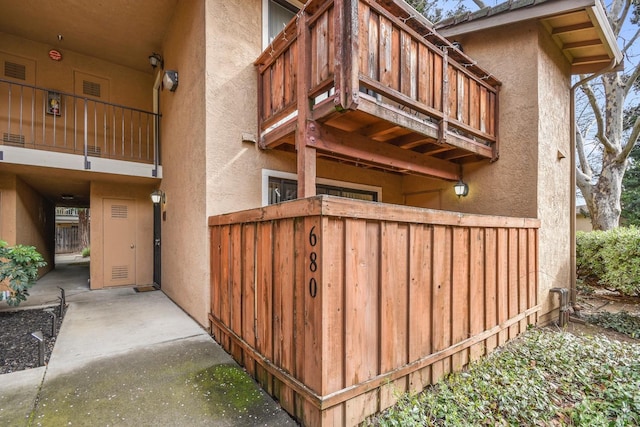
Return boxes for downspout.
[569,58,618,309]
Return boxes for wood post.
[296,7,317,198]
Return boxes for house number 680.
[309,226,318,298]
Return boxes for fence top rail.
[0,78,159,117]
[208,195,540,229]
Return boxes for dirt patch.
[0,306,66,374]
[567,290,640,344]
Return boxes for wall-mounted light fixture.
[148,52,163,69]
[150,189,165,205]
[454,180,469,198]
[163,70,179,92]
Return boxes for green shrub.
[0,240,47,306]
[576,227,640,296]
[81,246,90,258]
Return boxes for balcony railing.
[0,78,160,170]
[255,0,501,178]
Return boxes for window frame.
[262,0,304,49]
[262,169,383,206]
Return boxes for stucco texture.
[159,0,209,326]
[424,21,572,322]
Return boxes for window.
[265,170,381,205]
[264,0,301,46]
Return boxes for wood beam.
[306,121,460,181]
[551,21,593,35]
[296,10,316,198]
[562,39,602,50]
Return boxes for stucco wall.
[0,173,18,244]
[535,25,572,323]
[89,181,155,289]
[15,177,55,276]
[429,21,572,323]
[159,0,209,326]
[0,33,154,110]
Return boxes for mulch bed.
[0,305,66,374]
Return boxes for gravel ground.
[0,305,66,374]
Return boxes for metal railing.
[0,78,160,170]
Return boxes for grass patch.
[585,311,640,339]
[366,329,640,426]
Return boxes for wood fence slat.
[219,225,232,352]
[241,223,256,377]
[256,221,274,394]
[210,225,222,340]
[518,229,528,332]
[231,225,243,362]
[496,228,509,346]
[484,228,498,354]
[379,221,409,410]
[508,228,519,339]
[293,217,307,420]
[408,223,432,393]
[323,218,345,394]
[451,227,469,371]
[469,227,485,362]
[431,225,451,383]
[528,228,538,324]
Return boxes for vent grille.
[111,265,129,280]
[82,80,101,97]
[4,61,26,80]
[2,133,25,145]
[111,205,128,219]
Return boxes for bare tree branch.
[609,0,628,34]
[623,54,640,98]
[581,80,616,153]
[576,126,593,177]
[470,0,486,8]
[618,115,640,162]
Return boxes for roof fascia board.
[587,0,623,63]
[437,0,598,37]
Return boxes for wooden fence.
[209,196,540,426]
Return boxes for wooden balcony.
[209,196,540,426]
[0,78,160,172]
[255,0,501,183]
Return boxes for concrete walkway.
[0,256,297,426]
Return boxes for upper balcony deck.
[255,0,501,182]
[0,78,160,177]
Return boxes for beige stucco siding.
[0,33,154,111]
[0,174,54,275]
[535,25,572,323]
[0,173,18,244]
[404,21,572,322]
[159,0,209,326]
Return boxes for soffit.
[437,0,622,74]
[0,0,177,73]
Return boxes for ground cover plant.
[585,311,640,339]
[366,329,640,426]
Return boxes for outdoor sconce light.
[163,70,179,92]
[454,180,469,198]
[150,189,165,205]
[148,52,163,69]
